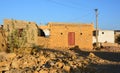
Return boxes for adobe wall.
[48,23,94,50]
[37,37,49,48]
[2,19,94,50]
[0,30,7,51]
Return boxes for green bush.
[7,28,27,53]
[6,20,29,53]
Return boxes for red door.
[68,32,75,46]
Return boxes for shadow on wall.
[38,29,45,37]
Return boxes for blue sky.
[0,0,120,30]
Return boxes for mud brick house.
[2,19,94,50]
[39,22,94,50]
[3,19,38,47]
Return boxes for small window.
[80,33,82,35]
[18,29,23,37]
[102,32,104,34]
[93,31,96,36]
[61,33,63,35]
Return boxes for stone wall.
[0,30,7,51]
[3,19,38,47]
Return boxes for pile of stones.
[0,48,113,73]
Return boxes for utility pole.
[95,9,99,48]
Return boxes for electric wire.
[45,0,94,22]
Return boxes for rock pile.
[0,48,119,73]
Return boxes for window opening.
[102,32,104,34]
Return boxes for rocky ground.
[0,48,120,73]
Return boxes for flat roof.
[48,22,93,26]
